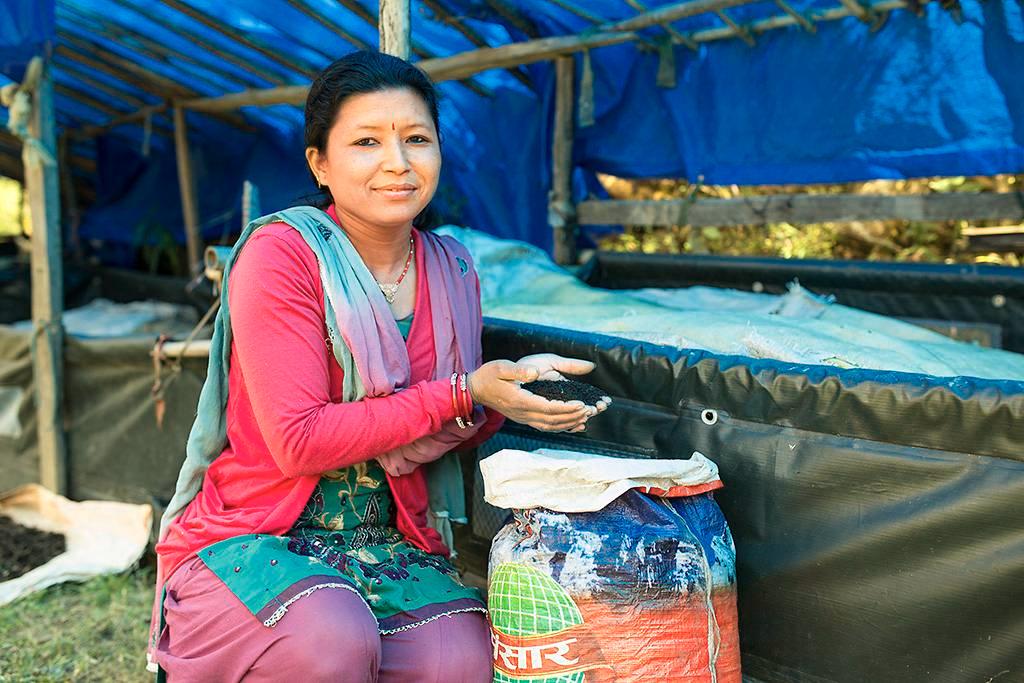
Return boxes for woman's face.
[307,88,441,230]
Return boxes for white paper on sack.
[0,483,152,607]
[480,448,720,513]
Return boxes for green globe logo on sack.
[489,563,614,682]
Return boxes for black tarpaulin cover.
[482,319,1023,683]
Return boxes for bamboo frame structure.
[380,1,412,61]
[173,105,203,273]
[15,58,70,493]
[551,56,577,265]
[577,193,1024,227]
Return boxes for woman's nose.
[380,139,411,173]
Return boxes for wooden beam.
[420,30,636,81]
[772,0,816,32]
[54,82,129,118]
[548,0,609,24]
[687,0,906,44]
[483,0,541,38]
[173,105,202,274]
[551,56,577,265]
[285,0,373,51]
[714,9,755,46]
[22,58,69,494]
[53,59,149,109]
[604,0,757,32]
[577,193,1024,227]
[100,0,291,87]
[837,0,874,22]
[420,0,533,88]
[332,0,495,96]
[58,19,287,127]
[379,0,411,60]
[53,83,175,140]
[57,134,82,256]
[550,0,660,49]
[56,37,253,131]
[158,0,319,78]
[59,5,255,91]
[623,0,699,49]
[65,103,169,140]
[180,86,309,112]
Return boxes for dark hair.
[304,51,442,229]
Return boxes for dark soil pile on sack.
[0,515,66,582]
[521,380,607,407]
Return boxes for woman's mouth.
[375,184,417,199]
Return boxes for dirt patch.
[0,515,66,582]
[521,379,607,407]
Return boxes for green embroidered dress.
[200,315,485,633]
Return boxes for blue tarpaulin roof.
[1,0,1022,258]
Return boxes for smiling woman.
[148,51,608,683]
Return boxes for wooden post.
[379,0,411,60]
[551,56,577,265]
[173,104,202,274]
[24,58,68,494]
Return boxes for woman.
[149,51,608,682]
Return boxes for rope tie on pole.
[0,58,57,172]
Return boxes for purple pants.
[155,557,493,683]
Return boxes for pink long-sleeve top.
[156,209,504,582]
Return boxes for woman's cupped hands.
[468,353,611,433]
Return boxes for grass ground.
[0,566,154,683]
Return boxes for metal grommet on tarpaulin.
[700,408,719,426]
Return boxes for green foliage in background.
[0,177,27,237]
[598,175,1022,267]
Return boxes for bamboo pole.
[331,0,494,97]
[418,30,636,81]
[623,0,699,49]
[65,103,169,140]
[576,193,1024,227]
[22,58,69,494]
[158,0,319,77]
[100,0,291,87]
[379,0,411,60]
[420,0,533,88]
[173,105,202,274]
[58,4,277,91]
[55,38,253,130]
[551,56,577,265]
[57,134,82,256]
[286,0,373,51]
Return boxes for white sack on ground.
[480,448,719,512]
[0,484,152,607]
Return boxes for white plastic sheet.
[0,484,152,607]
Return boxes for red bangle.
[450,373,466,429]
[459,373,475,427]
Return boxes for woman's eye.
[407,135,430,144]
[354,138,377,146]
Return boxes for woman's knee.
[252,587,381,682]
[380,611,493,683]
